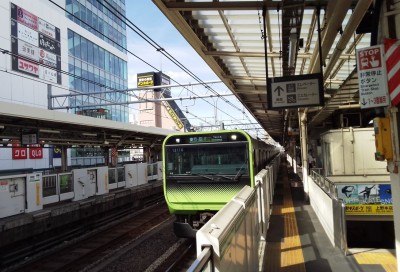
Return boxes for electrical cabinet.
[373,117,393,161]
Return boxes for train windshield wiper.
[192,173,239,182]
[191,173,216,181]
[234,161,247,181]
[213,174,235,181]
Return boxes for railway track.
[165,241,197,272]
[4,202,172,272]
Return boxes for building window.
[66,0,127,53]
[68,30,128,123]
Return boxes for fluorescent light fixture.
[82,132,97,137]
[40,129,60,134]
[288,30,297,68]
[111,135,122,138]
[338,104,360,109]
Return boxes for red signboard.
[29,145,43,159]
[12,142,27,160]
[17,58,39,76]
[357,47,382,70]
[17,6,38,30]
[384,39,400,106]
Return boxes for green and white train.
[162,130,279,237]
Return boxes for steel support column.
[61,146,68,172]
[299,109,309,200]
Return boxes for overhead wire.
[44,0,262,132]
[0,65,177,124]
[95,0,258,129]
[47,0,257,130]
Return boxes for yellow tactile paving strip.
[353,251,397,272]
[264,164,398,272]
[265,171,306,272]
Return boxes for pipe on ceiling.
[323,0,373,80]
[307,0,352,74]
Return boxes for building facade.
[0,0,128,170]
[137,72,191,132]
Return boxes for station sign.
[356,45,389,109]
[267,73,324,110]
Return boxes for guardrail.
[41,162,162,206]
[189,155,281,271]
[310,169,337,198]
[187,246,212,272]
[42,172,74,204]
[309,168,347,254]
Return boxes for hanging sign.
[267,73,324,109]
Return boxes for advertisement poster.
[337,184,392,215]
[10,3,61,84]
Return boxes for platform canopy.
[0,101,173,149]
[153,0,373,143]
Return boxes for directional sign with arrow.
[267,73,323,110]
[274,86,284,96]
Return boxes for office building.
[0,0,128,170]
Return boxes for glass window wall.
[68,30,128,122]
[66,0,127,53]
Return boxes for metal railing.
[310,169,337,198]
[117,167,124,183]
[42,174,58,197]
[109,168,117,184]
[187,246,212,272]
[42,172,73,197]
[189,155,281,271]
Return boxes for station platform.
[263,161,397,272]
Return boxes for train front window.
[165,142,249,178]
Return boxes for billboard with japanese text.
[10,3,61,84]
[337,183,392,215]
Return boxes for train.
[162,129,280,237]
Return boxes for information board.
[356,45,389,108]
[267,73,324,109]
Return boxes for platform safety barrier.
[189,155,281,272]
[309,170,347,253]
[42,172,74,205]
[1,161,161,219]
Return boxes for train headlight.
[175,138,180,143]
[231,134,237,141]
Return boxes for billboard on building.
[137,72,189,130]
[10,3,61,84]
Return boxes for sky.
[124,1,266,138]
